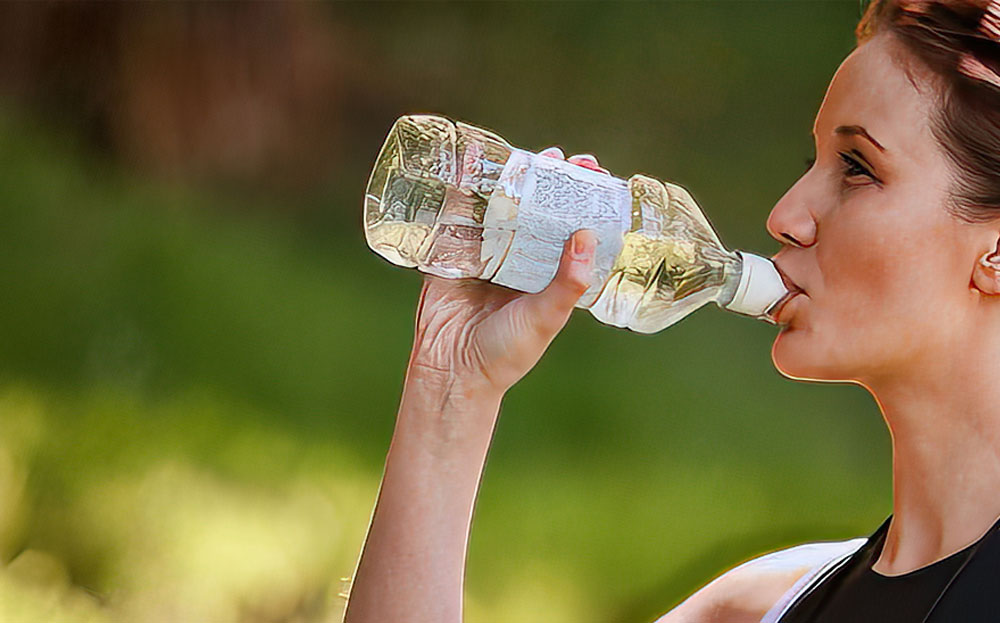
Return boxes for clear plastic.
[364,114,786,333]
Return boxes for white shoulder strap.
[759,538,867,623]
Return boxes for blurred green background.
[0,2,890,622]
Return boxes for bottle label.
[484,149,631,306]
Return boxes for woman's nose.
[766,185,817,248]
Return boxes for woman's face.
[768,34,993,386]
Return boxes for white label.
[484,149,631,306]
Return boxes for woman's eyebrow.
[834,125,886,152]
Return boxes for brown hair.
[857,0,1000,222]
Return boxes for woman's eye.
[801,152,881,186]
[838,152,875,180]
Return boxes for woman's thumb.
[521,230,597,336]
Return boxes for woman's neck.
[867,355,1000,576]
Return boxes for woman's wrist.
[403,363,505,406]
[399,368,505,446]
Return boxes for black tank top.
[779,515,1000,622]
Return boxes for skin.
[768,33,1000,576]
[344,32,1000,623]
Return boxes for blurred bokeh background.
[0,2,890,622]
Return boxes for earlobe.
[973,250,1000,295]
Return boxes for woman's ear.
[973,244,1000,295]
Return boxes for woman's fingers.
[567,153,598,167]
[538,147,610,175]
[519,230,597,338]
[538,146,566,159]
[567,153,610,175]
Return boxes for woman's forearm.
[343,372,504,623]
[344,228,596,621]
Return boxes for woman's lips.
[774,263,803,294]
[769,263,805,325]
[772,290,804,326]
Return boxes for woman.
[344,0,1000,620]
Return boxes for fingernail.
[539,146,565,159]
[572,232,594,259]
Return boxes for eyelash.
[838,152,875,180]
[803,153,879,183]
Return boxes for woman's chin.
[770,295,835,381]
[770,328,837,382]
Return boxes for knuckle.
[533,312,564,339]
[569,278,589,297]
[562,266,590,295]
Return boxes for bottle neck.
[716,252,744,309]
[718,251,789,319]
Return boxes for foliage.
[0,3,893,622]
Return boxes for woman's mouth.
[770,290,804,327]
[767,263,805,325]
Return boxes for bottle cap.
[723,252,788,317]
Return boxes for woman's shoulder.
[655,538,867,623]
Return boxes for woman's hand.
[406,148,609,399]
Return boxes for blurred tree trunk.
[0,2,368,191]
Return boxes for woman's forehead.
[813,35,937,152]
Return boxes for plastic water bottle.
[364,114,788,333]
